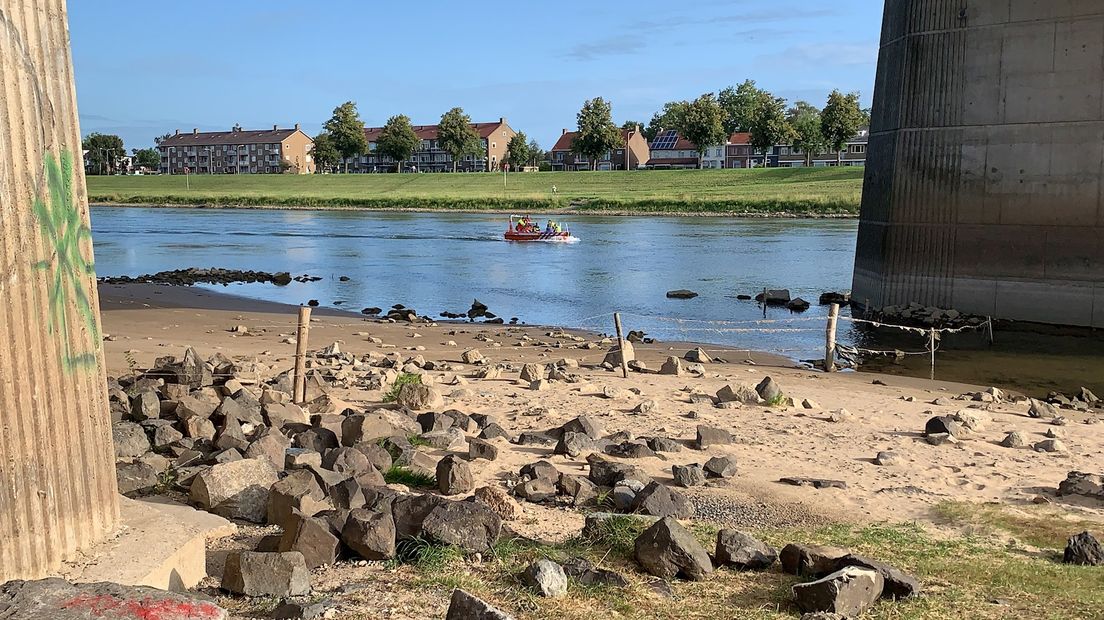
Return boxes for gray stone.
[715,530,777,569]
[221,551,310,597]
[562,415,604,438]
[190,457,280,522]
[479,423,511,441]
[519,363,547,383]
[342,508,396,560]
[558,475,599,506]
[602,341,635,366]
[278,510,341,569]
[468,437,500,461]
[267,469,330,528]
[586,454,651,486]
[717,384,760,405]
[703,456,737,478]
[437,455,474,496]
[555,431,597,458]
[925,415,965,438]
[1001,431,1026,448]
[522,559,568,597]
[631,482,694,518]
[874,451,902,466]
[520,460,561,481]
[244,428,290,470]
[353,442,393,472]
[755,376,782,402]
[1029,398,1060,419]
[113,422,150,458]
[792,567,883,617]
[0,579,228,620]
[271,601,329,620]
[1057,471,1104,499]
[780,543,850,577]
[446,589,515,620]
[322,446,373,476]
[420,427,467,451]
[696,425,732,449]
[150,424,184,450]
[514,478,558,503]
[1034,439,1066,453]
[341,411,421,446]
[830,554,921,599]
[647,436,682,453]
[685,347,712,363]
[1064,531,1104,566]
[421,500,502,553]
[634,516,713,581]
[130,389,161,421]
[115,461,160,495]
[672,464,706,488]
[659,357,685,376]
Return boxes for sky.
[69,1,883,151]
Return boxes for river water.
[90,206,1103,395]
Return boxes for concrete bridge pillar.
[0,0,119,581]
[854,1,1104,327]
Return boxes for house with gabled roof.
[549,126,649,171]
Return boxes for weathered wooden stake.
[762,287,768,318]
[929,328,937,380]
[293,306,312,403]
[613,312,629,379]
[825,303,840,372]
[987,316,995,345]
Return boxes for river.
[90,206,1103,396]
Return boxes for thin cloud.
[567,36,646,61]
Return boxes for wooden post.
[929,328,937,380]
[613,312,629,379]
[987,316,995,345]
[293,306,312,403]
[824,303,840,372]
[762,287,768,318]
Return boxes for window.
[555,152,564,161]
[492,143,496,149]
[850,144,867,154]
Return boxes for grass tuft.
[383,372,422,403]
[383,465,436,488]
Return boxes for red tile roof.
[728,132,751,145]
[551,128,640,152]
[159,127,302,147]
[363,120,507,143]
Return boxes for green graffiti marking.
[31,151,100,371]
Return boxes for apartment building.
[157,125,315,175]
[738,130,870,168]
[346,118,514,173]
[549,126,650,171]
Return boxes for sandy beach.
[100,283,1104,530]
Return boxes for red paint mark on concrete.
[60,593,223,619]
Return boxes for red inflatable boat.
[504,216,576,242]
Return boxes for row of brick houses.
[347,118,515,173]
[549,126,650,171]
[157,125,315,175]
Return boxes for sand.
[99,282,1104,536]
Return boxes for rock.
[1064,531,1104,566]
[634,516,713,581]
[925,433,958,446]
[190,458,280,523]
[267,470,329,528]
[602,385,633,400]
[716,384,760,405]
[631,482,694,518]
[633,399,659,415]
[521,460,561,482]
[786,298,811,312]
[612,481,643,512]
[562,415,604,438]
[755,289,791,305]
[468,437,500,461]
[396,383,444,410]
[1057,471,1104,499]
[420,428,467,451]
[684,347,713,364]
[244,428,291,470]
[522,559,568,597]
[446,589,515,620]
[1034,439,1066,453]
[555,432,598,458]
[0,579,228,620]
[666,289,698,299]
[703,456,737,478]
[755,376,782,402]
[696,425,732,449]
[802,398,820,409]
[113,421,151,458]
[828,409,854,423]
[1029,398,1060,419]
[561,557,630,588]
[647,437,682,453]
[342,509,396,560]
[519,363,547,383]
[925,415,965,438]
[462,349,486,365]
[130,389,161,421]
[602,340,635,367]
[115,461,160,495]
[1000,431,1026,448]
[952,409,989,432]
[150,424,184,450]
[271,601,329,620]
[819,292,851,305]
[874,451,901,466]
[559,475,599,506]
[830,554,921,599]
[780,477,848,490]
[792,567,884,617]
[421,501,502,553]
[221,551,310,597]
[341,411,421,446]
[278,510,341,569]
[473,485,523,521]
[437,455,474,496]
[715,530,777,569]
[607,441,657,459]
[586,454,650,486]
[672,464,706,488]
[780,543,850,576]
[659,357,685,376]
[514,478,558,503]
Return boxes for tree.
[821,90,865,165]
[438,107,481,172]
[526,139,544,167]
[572,97,623,171]
[132,148,160,170]
[153,133,173,145]
[505,132,531,169]
[786,101,826,167]
[719,80,767,134]
[676,93,727,168]
[82,133,125,174]
[621,120,644,132]
[323,101,368,173]
[747,92,792,168]
[311,132,341,173]
[376,114,420,172]
[644,101,688,141]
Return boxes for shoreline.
[89,201,860,218]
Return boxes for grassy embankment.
[86,167,864,216]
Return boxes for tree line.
[81,133,159,174]
[313,102,544,173]
[569,82,869,169]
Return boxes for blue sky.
[69,1,883,151]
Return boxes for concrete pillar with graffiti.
[0,0,120,580]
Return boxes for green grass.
[933,501,1103,549]
[382,465,436,488]
[86,168,864,215]
[383,372,422,403]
